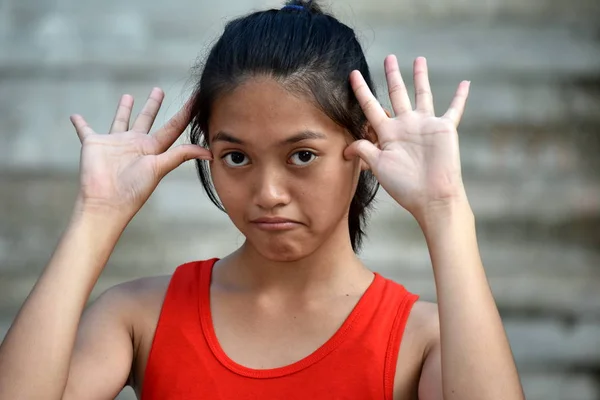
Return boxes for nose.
[253,165,291,210]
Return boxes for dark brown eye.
[290,151,317,166]
[223,152,249,167]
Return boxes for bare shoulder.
[102,275,173,393]
[406,300,441,363]
[94,274,173,352]
[105,275,172,308]
[92,275,172,328]
[406,301,439,341]
[64,275,172,399]
[104,274,173,344]
[392,300,440,399]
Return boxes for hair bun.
[283,0,323,14]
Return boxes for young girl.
[0,1,524,399]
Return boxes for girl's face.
[208,77,361,261]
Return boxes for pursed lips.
[250,217,302,231]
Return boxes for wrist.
[73,195,133,225]
[416,195,474,234]
[70,196,132,237]
[48,202,129,280]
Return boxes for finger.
[350,70,388,128]
[154,144,213,178]
[152,99,193,153]
[109,94,134,133]
[385,55,412,115]
[443,80,471,127]
[343,139,381,169]
[413,57,434,115]
[131,88,165,133]
[70,114,95,143]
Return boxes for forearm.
[420,200,524,400]
[0,208,125,399]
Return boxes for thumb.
[155,144,213,177]
[344,139,381,169]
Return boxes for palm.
[346,56,470,218]
[79,132,159,208]
[71,89,212,219]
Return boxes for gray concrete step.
[334,0,600,24]
[6,0,599,20]
[1,21,599,79]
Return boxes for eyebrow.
[212,130,327,146]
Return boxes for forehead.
[208,77,346,143]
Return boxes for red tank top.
[142,259,418,400]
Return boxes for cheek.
[210,165,245,213]
[325,155,358,192]
[300,158,357,217]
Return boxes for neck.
[213,227,373,300]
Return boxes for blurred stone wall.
[1,0,599,399]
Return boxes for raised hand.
[344,56,470,221]
[70,88,212,221]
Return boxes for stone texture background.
[1,0,599,399]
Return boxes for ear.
[358,108,389,171]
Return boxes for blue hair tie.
[281,4,306,11]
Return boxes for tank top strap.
[380,278,420,398]
[333,273,418,399]
[142,258,218,399]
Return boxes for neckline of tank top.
[198,258,385,379]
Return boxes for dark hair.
[189,0,379,252]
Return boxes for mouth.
[250,217,301,231]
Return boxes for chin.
[250,236,317,262]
